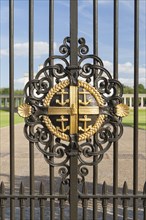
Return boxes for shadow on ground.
[0,174,144,220]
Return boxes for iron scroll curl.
[18,37,129,182]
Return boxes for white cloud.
[98,0,112,4]
[0,41,57,58]
[103,60,113,72]
[14,77,27,89]
[57,1,69,8]
[78,0,112,19]
[14,59,146,89]
[103,60,146,76]
[119,77,146,88]
[0,49,8,56]
[102,60,146,87]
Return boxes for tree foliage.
[123,85,134,94]
[138,84,146,94]
[0,88,24,95]
[123,84,146,94]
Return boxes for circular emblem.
[43,80,105,141]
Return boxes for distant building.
[123,94,146,108]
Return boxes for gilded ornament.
[115,103,129,117]
[18,103,32,118]
[43,80,105,141]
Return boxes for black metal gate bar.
[70,0,78,219]
[49,0,54,58]
[9,0,15,219]
[113,1,119,220]
[49,0,55,219]
[93,0,98,219]
[133,0,139,219]
[93,0,98,55]
[29,0,35,219]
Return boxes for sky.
[0,0,146,89]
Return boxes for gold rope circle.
[43,80,105,141]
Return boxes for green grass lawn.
[0,109,146,130]
[0,110,24,127]
[123,109,146,130]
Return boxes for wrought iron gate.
[0,0,146,220]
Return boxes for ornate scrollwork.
[78,38,89,58]
[59,37,71,58]
[18,37,129,185]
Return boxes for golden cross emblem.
[43,80,104,141]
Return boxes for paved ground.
[0,123,146,219]
[0,123,146,191]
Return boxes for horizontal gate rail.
[0,194,146,200]
[0,195,68,199]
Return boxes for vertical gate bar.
[93,0,98,219]
[49,0,54,60]
[59,183,65,220]
[144,200,146,220]
[82,182,88,220]
[40,203,45,220]
[93,0,98,56]
[9,0,15,219]
[70,0,78,219]
[0,182,6,220]
[133,0,139,219]
[19,182,25,220]
[123,200,128,220]
[102,182,108,220]
[70,0,78,66]
[49,1,55,219]
[122,182,128,220]
[113,1,119,220]
[102,200,107,220]
[29,0,35,219]
[0,202,5,220]
[143,182,146,220]
[82,202,87,220]
[19,200,25,220]
[39,182,45,220]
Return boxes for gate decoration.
[18,37,129,181]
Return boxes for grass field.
[0,109,146,130]
[0,110,24,127]
[123,109,146,130]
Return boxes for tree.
[0,88,9,94]
[123,84,146,94]
[138,84,146,94]
[0,88,23,95]
[123,85,134,94]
